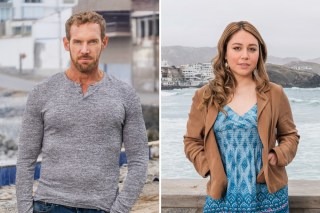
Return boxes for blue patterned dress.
[203,104,289,213]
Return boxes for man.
[16,11,149,213]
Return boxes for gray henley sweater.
[16,72,149,213]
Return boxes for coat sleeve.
[183,89,210,177]
[272,87,300,167]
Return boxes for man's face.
[64,23,108,73]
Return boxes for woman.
[184,21,299,212]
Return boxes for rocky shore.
[266,63,320,88]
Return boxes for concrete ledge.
[162,179,320,212]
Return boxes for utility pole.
[57,0,62,72]
[19,53,26,74]
[152,0,158,92]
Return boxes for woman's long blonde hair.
[200,21,270,112]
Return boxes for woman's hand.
[268,151,278,166]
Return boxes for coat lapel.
[204,102,218,142]
[257,88,271,160]
[257,90,269,120]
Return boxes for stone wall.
[162,179,320,213]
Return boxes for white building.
[161,59,170,68]
[161,70,175,86]
[290,66,312,70]
[201,62,214,80]
[0,0,77,75]
[0,0,77,22]
[0,0,78,36]
[176,62,214,87]
[180,62,214,81]
[131,10,159,91]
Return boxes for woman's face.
[225,30,259,80]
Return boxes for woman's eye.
[233,47,241,51]
[249,48,257,52]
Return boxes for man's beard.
[70,53,99,74]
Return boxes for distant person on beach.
[184,21,299,212]
[16,11,148,213]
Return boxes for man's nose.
[80,44,89,54]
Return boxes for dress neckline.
[225,103,257,117]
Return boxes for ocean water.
[161,87,320,180]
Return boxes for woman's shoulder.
[268,82,284,94]
[267,82,289,103]
[194,84,210,96]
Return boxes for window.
[12,25,32,35]
[156,19,159,36]
[98,11,130,34]
[25,0,41,3]
[0,8,12,21]
[13,26,22,35]
[141,20,145,38]
[148,19,153,36]
[63,0,74,3]
[25,26,32,34]
[23,7,44,19]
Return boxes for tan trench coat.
[184,82,300,199]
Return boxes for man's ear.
[102,36,109,49]
[63,37,70,51]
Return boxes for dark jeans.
[33,200,109,213]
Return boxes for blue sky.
[161,0,320,60]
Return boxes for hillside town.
[161,60,214,89]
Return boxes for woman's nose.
[241,50,249,59]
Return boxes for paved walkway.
[0,73,36,92]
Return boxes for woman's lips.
[238,63,250,68]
